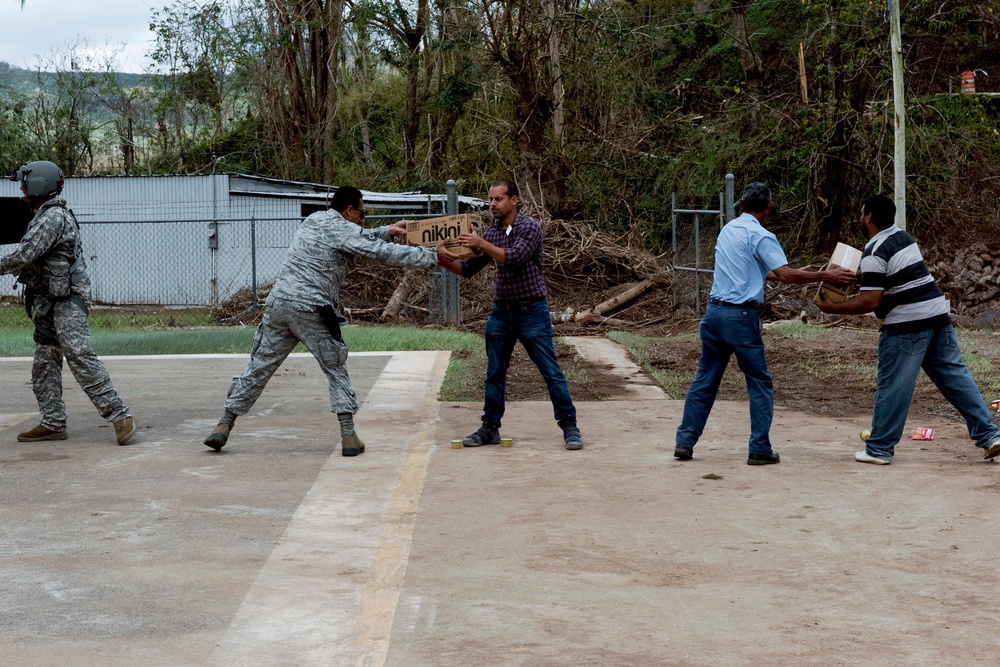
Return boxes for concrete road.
[2,348,1000,666]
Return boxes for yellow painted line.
[345,351,449,667]
[209,350,450,666]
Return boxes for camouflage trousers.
[224,297,358,416]
[31,297,131,431]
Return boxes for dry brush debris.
[213,216,673,328]
[210,223,1000,332]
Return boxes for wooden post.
[888,0,907,230]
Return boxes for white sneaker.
[984,438,1000,460]
[855,450,891,465]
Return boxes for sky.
[0,0,160,73]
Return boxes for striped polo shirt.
[858,225,950,334]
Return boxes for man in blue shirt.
[674,182,855,465]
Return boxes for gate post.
[725,173,736,223]
[430,179,461,324]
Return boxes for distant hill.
[0,60,147,94]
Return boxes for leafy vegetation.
[2,0,999,259]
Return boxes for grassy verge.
[438,349,486,402]
[606,329,700,399]
[963,347,1000,403]
[0,305,484,399]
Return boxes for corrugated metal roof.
[226,173,487,208]
[5,172,487,209]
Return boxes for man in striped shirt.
[816,194,1000,464]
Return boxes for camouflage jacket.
[0,197,92,303]
[267,210,437,312]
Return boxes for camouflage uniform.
[0,198,131,431]
[223,210,437,416]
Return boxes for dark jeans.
[865,324,1000,459]
[675,302,774,455]
[481,298,576,430]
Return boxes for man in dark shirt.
[817,194,1000,464]
[439,179,583,450]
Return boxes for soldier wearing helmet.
[0,161,135,446]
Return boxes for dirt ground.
[502,321,1000,426]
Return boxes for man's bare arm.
[769,265,856,285]
[815,289,882,315]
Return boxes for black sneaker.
[747,450,780,466]
[673,447,693,460]
[563,426,583,450]
[463,427,501,447]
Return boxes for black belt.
[709,298,759,308]
[495,296,546,309]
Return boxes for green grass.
[344,326,480,353]
[606,329,699,399]
[0,306,215,330]
[438,349,486,402]
[765,322,827,339]
[963,350,1000,401]
[605,330,651,363]
[0,305,485,398]
[0,305,482,356]
[790,359,878,392]
[0,328,261,357]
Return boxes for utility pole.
[546,0,565,150]
[888,0,906,230]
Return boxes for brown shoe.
[17,424,67,442]
[204,422,232,451]
[114,416,136,445]
[342,432,366,457]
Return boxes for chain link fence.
[0,173,468,321]
[53,212,455,311]
[1,179,467,321]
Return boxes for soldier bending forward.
[204,186,456,455]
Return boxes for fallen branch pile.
[213,216,674,329]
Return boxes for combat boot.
[342,432,366,457]
[204,422,232,452]
[17,424,67,442]
[114,416,136,445]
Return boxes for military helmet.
[15,161,64,200]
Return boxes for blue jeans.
[676,303,774,455]
[481,299,576,430]
[865,324,1000,459]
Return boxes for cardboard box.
[816,242,862,303]
[405,213,479,258]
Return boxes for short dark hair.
[740,182,771,213]
[862,194,896,230]
[331,186,363,214]
[490,179,519,198]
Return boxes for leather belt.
[709,298,759,308]
[495,296,546,309]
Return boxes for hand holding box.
[817,242,862,304]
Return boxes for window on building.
[0,197,32,245]
[301,203,330,218]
